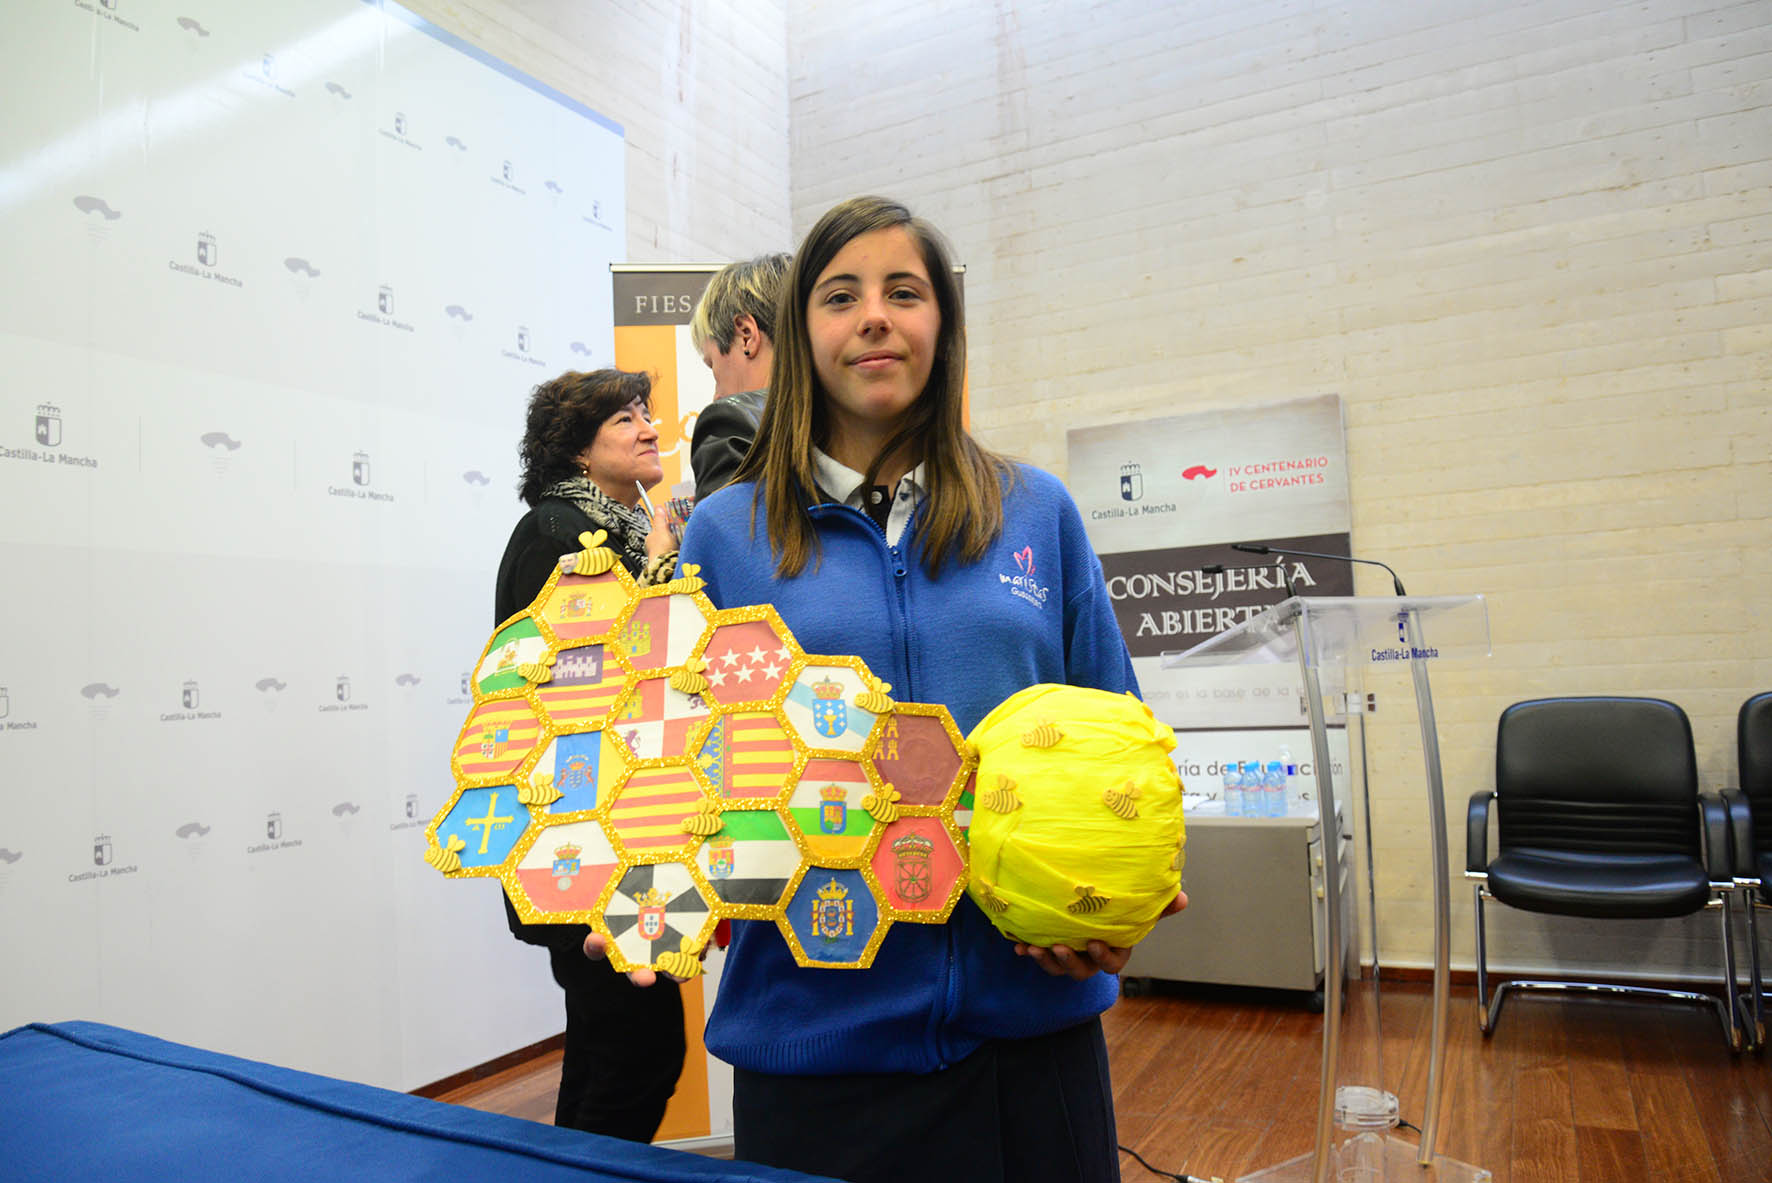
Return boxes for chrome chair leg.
[1720,892,1745,1052]
[1474,881,1739,1050]
[1745,893,1766,1050]
[1474,882,1505,1034]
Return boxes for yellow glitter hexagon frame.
[426,533,978,974]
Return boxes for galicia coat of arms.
[811,676,847,739]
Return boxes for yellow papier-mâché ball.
[964,684,1185,949]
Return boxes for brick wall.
[787,0,1772,977]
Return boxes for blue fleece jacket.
[678,463,1138,1076]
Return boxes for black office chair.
[1466,696,1746,1050]
[1723,692,1772,1048]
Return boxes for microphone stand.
[1200,560,1296,599]
[1231,542,1407,597]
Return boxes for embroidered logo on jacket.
[1000,545,1050,607]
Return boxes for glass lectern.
[1164,596,1492,1183]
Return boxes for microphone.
[1232,542,1408,596]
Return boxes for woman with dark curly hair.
[494,367,684,1141]
[500,368,677,616]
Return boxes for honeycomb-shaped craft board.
[426,535,975,973]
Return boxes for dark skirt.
[548,941,685,1140]
[732,1017,1120,1183]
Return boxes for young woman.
[496,368,681,1140]
[591,198,1183,1181]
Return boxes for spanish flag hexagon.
[536,567,630,645]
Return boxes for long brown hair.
[731,196,1013,577]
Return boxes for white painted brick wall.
[789,0,1772,979]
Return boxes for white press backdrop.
[0,0,625,1090]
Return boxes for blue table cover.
[0,1021,835,1182]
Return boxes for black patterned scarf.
[541,476,651,576]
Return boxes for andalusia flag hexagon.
[964,685,1185,949]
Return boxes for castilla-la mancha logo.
[36,403,61,447]
[1119,462,1142,502]
[999,545,1049,608]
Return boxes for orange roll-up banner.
[611,264,725,1145]
[613,266,721,505]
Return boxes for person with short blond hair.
[687,252,790,501]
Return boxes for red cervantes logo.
[1013,546,1034,575]
[1181,465,1218,481]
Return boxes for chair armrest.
[1466,790,1494,873]
[1720,788,1756,881]
[1699,792,1735,881]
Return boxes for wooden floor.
[434,980,1771,1182]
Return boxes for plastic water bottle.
[1263,760,1286,817]
[1221,761,1243,816]
[1279,744,1297,815]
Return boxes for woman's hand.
[583,930,692,985]
[644,506,677,559]
[1011,891,1188,981]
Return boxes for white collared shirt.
[811,448,926,548]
